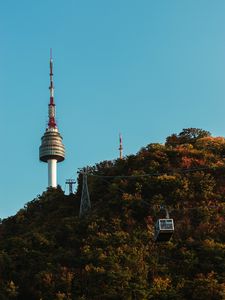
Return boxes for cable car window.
[159,219,174,230]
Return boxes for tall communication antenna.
[39,50,65,187]
[79,169,91,217]
[119,133,123,159]
[66,179,76,194]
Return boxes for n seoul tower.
[39,51,65,188]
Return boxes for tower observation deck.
[39,52,65,187]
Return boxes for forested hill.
[1,128,225,299]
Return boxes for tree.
[183,272,225,299]
[166,128,211,146]
[1,128,225,299]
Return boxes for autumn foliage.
[0,128,225,299]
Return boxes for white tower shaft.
[48,159,57,187]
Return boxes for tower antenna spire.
[119,133,123,159]
[48,49,56,128]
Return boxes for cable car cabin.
[154,219,174,242]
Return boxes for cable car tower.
[79,169,91,217]
[66,179,76,194]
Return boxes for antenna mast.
[119,133,123,159]
[48,48,56,128]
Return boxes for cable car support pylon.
[79,168,91,217]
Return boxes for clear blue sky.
[0,0,225,218]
